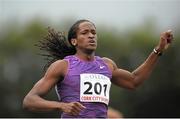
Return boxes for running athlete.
[23,19,173,118]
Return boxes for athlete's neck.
[75,51,95,61]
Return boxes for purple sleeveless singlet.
[56,55,112,118]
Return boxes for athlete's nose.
[88,32,95,39]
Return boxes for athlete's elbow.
[128,80,143,91]
[127,75,138,90]
[126,83,137,91]
[23,95,34,111]
[131,73,148,90]
[23,96,29,110]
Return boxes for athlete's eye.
[91,31,96,35]
[82,32,87,35]
[81,31,88,35]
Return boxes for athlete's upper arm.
[103,57,135,90]
[28,60,68,96]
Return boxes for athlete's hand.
[59,102,86,116]
[156,30,174,52]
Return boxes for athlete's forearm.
[23,94,62,112]
[132,50,160,87]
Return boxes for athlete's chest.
[64,61,111,91]
[69,60,109,75]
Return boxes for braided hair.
[36,19,93,70]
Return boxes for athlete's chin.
[86,46,97,51]
[84,47,97,54]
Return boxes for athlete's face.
[72,22,97,52]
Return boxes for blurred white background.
[1,0,180,31]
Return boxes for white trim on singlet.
[55,85,61,100]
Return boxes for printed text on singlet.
[80,73,111,105]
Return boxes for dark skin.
[23,21,174,116]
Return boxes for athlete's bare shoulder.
[102,57,118,71]
[52,59,68,66]
[102,57,114,64]
[45,59,68,77]
[49,59,68,69]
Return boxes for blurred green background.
[0,0,180,117]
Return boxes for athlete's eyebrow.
[80,28,96,33]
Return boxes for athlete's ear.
[71,38,77,46]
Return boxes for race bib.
[80,73,111,105]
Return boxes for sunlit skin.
[23,21,174,116]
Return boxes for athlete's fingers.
[167,29,172,34]
[72,105,82,114]
[68,102,84,115]
[161,30,173,42]
[165,30,173,43]
[167,35,173,43]
[66,107,79,116]
[166,30,173,37]
[72,105,82,113]
[74,102,86,110]
[71,110,79,116]
[65,102,86,116]
[70,102,85,114]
